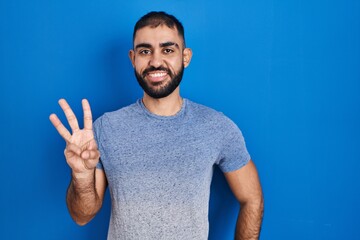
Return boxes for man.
[50,11,264,240]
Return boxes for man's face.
[129,25,192,99]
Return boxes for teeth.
[149,72,167,77]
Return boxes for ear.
[129,50,135,68]
[183,48,193,68]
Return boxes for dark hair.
[133,11,186,47]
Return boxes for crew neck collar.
[137,98,187,120]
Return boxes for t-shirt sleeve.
[93,116,105,170]
[216,116,251,172]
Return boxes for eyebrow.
[135,43,152,49]
[134,42,180,50]
[160,41,180,49]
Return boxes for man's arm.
[224,160,264,240]
[67,168,107,225]
[50,99,107,225]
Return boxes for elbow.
[75,220,88,226]
[75,219,91,226]
[253,193,264,213]
[258,195,264,217]
[66,197,103,226]
[68,206,98,226]
[240,193,264,214]
[72,213,96,226]
[256,193,264,209]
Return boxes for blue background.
[1,0,359,239]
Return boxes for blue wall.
[1,0,359,239]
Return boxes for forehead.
[133,25,183,46]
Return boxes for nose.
[149,51,163,68]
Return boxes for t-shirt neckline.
[137,98,187,120]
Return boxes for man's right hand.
[50,99,106,225]
[49,99,100,178]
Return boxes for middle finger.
[58,99,80,132]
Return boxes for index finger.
[82,99,93,130]
[49,113,72,142]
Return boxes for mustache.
[142,66,171,76]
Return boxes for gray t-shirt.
[93,99,250,240]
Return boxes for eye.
[139,49,151,55]
[163,48,174,54]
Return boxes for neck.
[142,88,183,116]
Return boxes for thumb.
[81,149,100,160]
[65,143,82,157]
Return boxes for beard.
[134,65,184,99]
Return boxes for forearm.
[235,199,264,240]
[66,171,102,225]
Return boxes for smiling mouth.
[146,71,168,83]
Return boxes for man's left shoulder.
[186,99,237,127]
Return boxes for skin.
[225,161,264,239]
[129,25,192,116]
[49,99,107,225]
[50,24,263,239]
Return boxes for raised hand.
[50,99,100,177]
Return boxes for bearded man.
[50,11,264,240]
